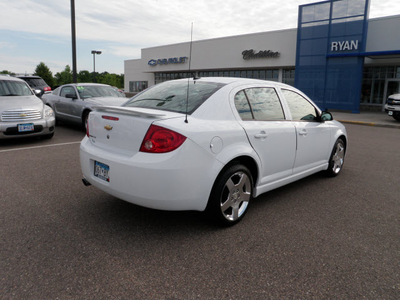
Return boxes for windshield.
[124,80,226,114]
[77,85,124,99]
[0,80,33,97]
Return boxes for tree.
[54,65,73,86]
[34,62,55,87]
[1,70,15,76]
[78,70,92,83]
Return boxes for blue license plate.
[94,161,110,182]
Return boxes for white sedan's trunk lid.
[87,106,181,156]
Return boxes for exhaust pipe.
[82,178,91,186]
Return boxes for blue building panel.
[295,0,371,112]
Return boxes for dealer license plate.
[18,123,34,132]
[94,161,110,182]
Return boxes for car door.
[233,87,297,186]
[280,88,331,174]
[56,85,77,120]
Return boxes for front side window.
[60,86,76,98]
[281,89,318,121]
[234,87,285,121]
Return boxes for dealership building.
[125,0,400,112]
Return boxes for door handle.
[254,131,268,139]
[299,129,308,136]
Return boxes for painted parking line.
[0,141,82,153]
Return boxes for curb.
[337,119,400,129]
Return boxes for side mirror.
[65,93,78,100]
[320,111,333,122]
[34,89,43,97]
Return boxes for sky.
[0,0,399,75]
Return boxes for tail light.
[86,118,90,137]
[44,86,51,92]
[140,125,186,153]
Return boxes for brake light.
[44,86,51,92]
[140,125,186,153]
[102,115,119,121]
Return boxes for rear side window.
[234,87,285,121]
[124,80,226,114]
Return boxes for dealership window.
[283,69,296,86]
[129,81,148,93]
[154,69,281,85]
[361,66,400,107]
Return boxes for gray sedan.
[42,83,127,128]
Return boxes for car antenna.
[185,22,195,124]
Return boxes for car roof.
[172,76,292,89]
[0,75,26,82]
[60,83,110,87]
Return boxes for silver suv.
[0,75,55,139]
[385,94,400,122]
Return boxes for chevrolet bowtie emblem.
[20,113,27,117]
[104,125,113,131]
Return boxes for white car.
[0,75,55,139]
[384,93,400,122]
[80,77,347,225]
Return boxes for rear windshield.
[123,80,225,114]
[0,80,33,96]
[23,78,47,87]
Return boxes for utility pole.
[70,0,77,83]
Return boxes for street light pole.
[70,0,77,83]
[91,50,102,82]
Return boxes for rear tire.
[326,138,346,177]
[207,164,253,226]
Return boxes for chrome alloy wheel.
[331,140,345,174]
[220,171,252,222]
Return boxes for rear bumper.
[80,136,222,211]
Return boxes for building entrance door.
[383,79,400,110]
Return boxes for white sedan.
[80,77,347,225]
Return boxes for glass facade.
[129,81,148,93]
[361,66,400,107]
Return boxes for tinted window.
[234,87,285,121]
[24,78,47,87]
[124,80,225,114]
[282,89,317,121]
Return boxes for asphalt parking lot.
[1,123,399,299]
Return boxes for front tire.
[326,138,346,177]
[392,112,400,122]
[207,164,253,226]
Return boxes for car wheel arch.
[82,109,91,128]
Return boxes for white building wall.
[125,29,298,89]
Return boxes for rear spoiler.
[92,105,166,118]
